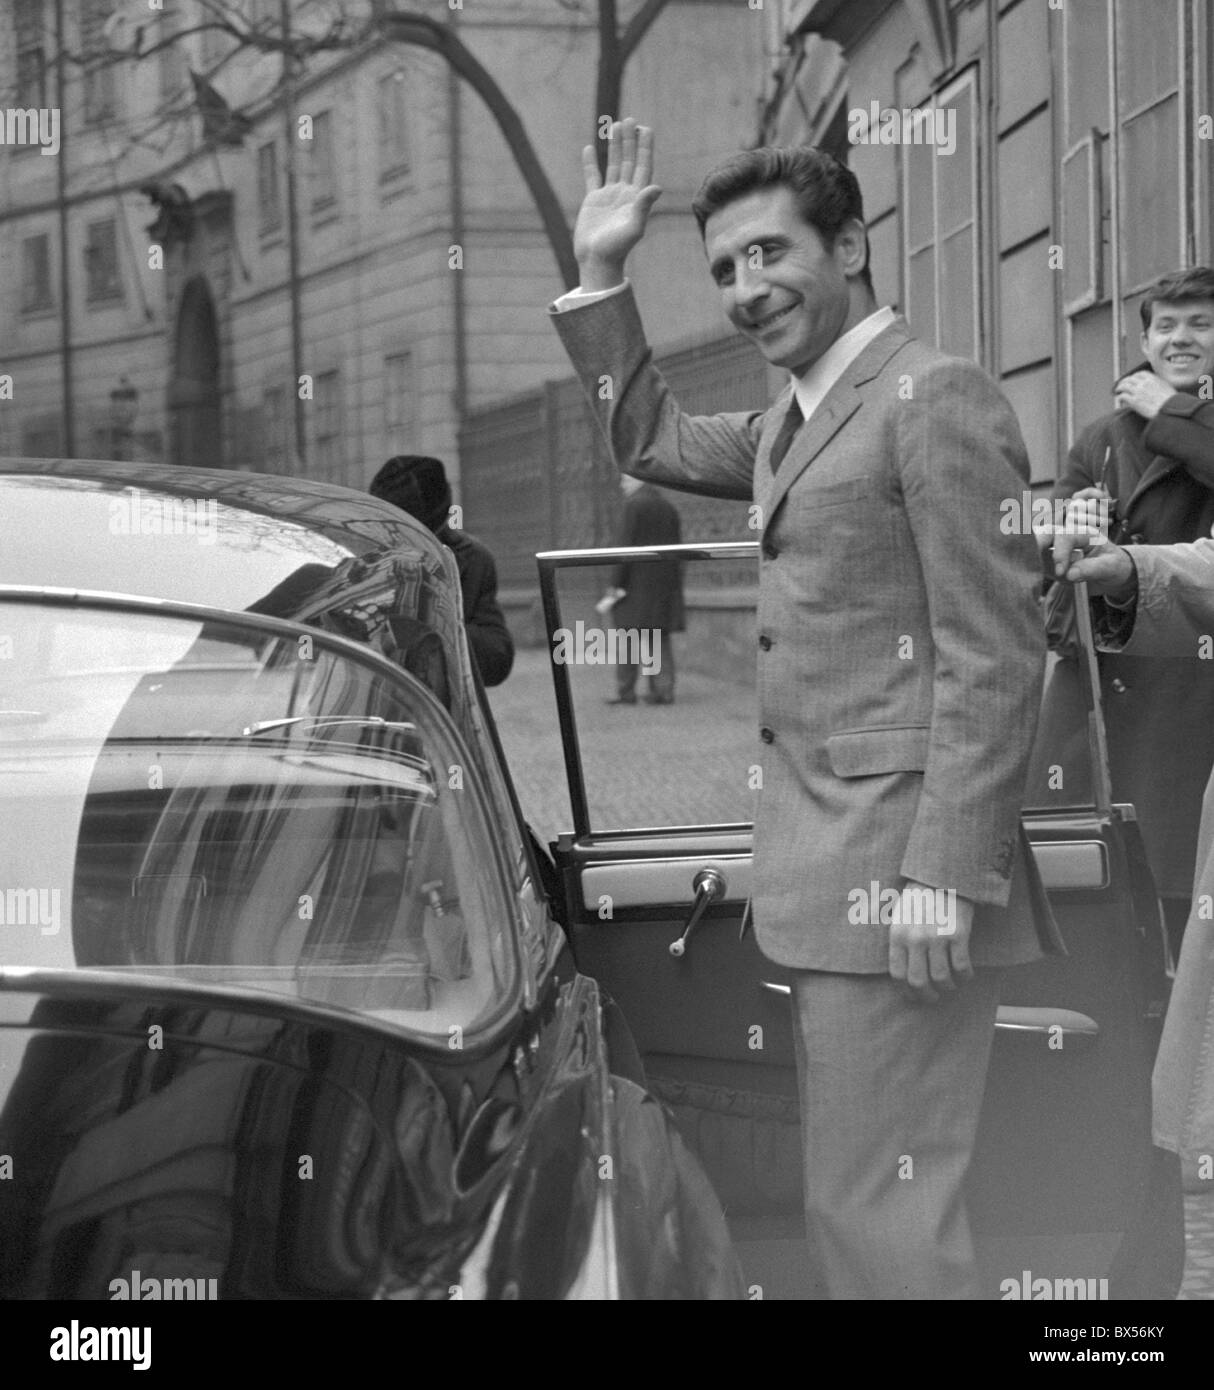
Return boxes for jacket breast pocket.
[826,725,930,778]
[802,475,873,510]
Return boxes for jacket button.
[759,634,772,650]
[760,726,774,743]
[1111,677,1127,693]
[762,542,779,560]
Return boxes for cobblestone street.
[489,648,1214,1299]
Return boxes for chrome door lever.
[669,868,727,958]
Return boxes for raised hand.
[573,118,663,291]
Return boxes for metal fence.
[459,331,773,597]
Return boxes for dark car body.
[0,460,740,1301]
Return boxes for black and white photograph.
[0,0,1212,1337]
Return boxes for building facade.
[773,0,1214,483]
[0,0,768,501]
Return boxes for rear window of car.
[0,600,518,1042]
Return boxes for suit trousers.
[791,966,1002,1299]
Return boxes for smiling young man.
[1044,267,1214,961]
[549,121,1059,1299]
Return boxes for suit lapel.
[761,318,913,524]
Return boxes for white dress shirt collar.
[791,305,896,421]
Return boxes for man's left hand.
[888,882,974,1004]
[1113,370,1175,420]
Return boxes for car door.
[532,541,1178,1299]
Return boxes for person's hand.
[1049,531,1136,598]
[573,118,663,291]
[888,882,974,1004]
[1114,370,1175,420]
[1032,486,1113,553]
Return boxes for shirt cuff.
[551,280,631,313]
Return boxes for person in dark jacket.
[600,476,684,704]
[369,455,515,687]
[1039,266,1214,955]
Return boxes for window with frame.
[1059,0,1192,427]
[313,370,343,479]
[308,110,337,211]
[21,234,54,313]
[900,69,980,361]
[15,0,46,110]
[262,385,287,472]
[384,351,417,450]
[377,71,411,179]
[81,0,117,123]
[258,142,283,234]
[84,219,122,303]
[1114,0,1183,299]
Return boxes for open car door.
[534,542,1181,1299]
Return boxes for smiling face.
[702,186,869,376]
[1140,299,1214,393]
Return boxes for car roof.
[0,456,463,640]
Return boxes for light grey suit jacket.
[552,287,1062,971]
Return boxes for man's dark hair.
[1139,266,1214,330]
[691,146,873,293]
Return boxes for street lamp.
[109,376,139,461]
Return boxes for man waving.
[550,120,1059,1298]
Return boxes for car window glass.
[534,552,758,838]
[0,602,517,1042]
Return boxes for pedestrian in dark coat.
[369,455,515,687]
[601,476,684,704]
[1039,268,1214,949]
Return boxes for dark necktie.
[768,396,804,473]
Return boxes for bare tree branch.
[78,2,674,291]
[376,10,579,288]
[619,0,668,62]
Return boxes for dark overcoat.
[611,484,685,632]
[438,526,515,687]
[1046,379,1214,896]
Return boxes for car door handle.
[668,869,727,958]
